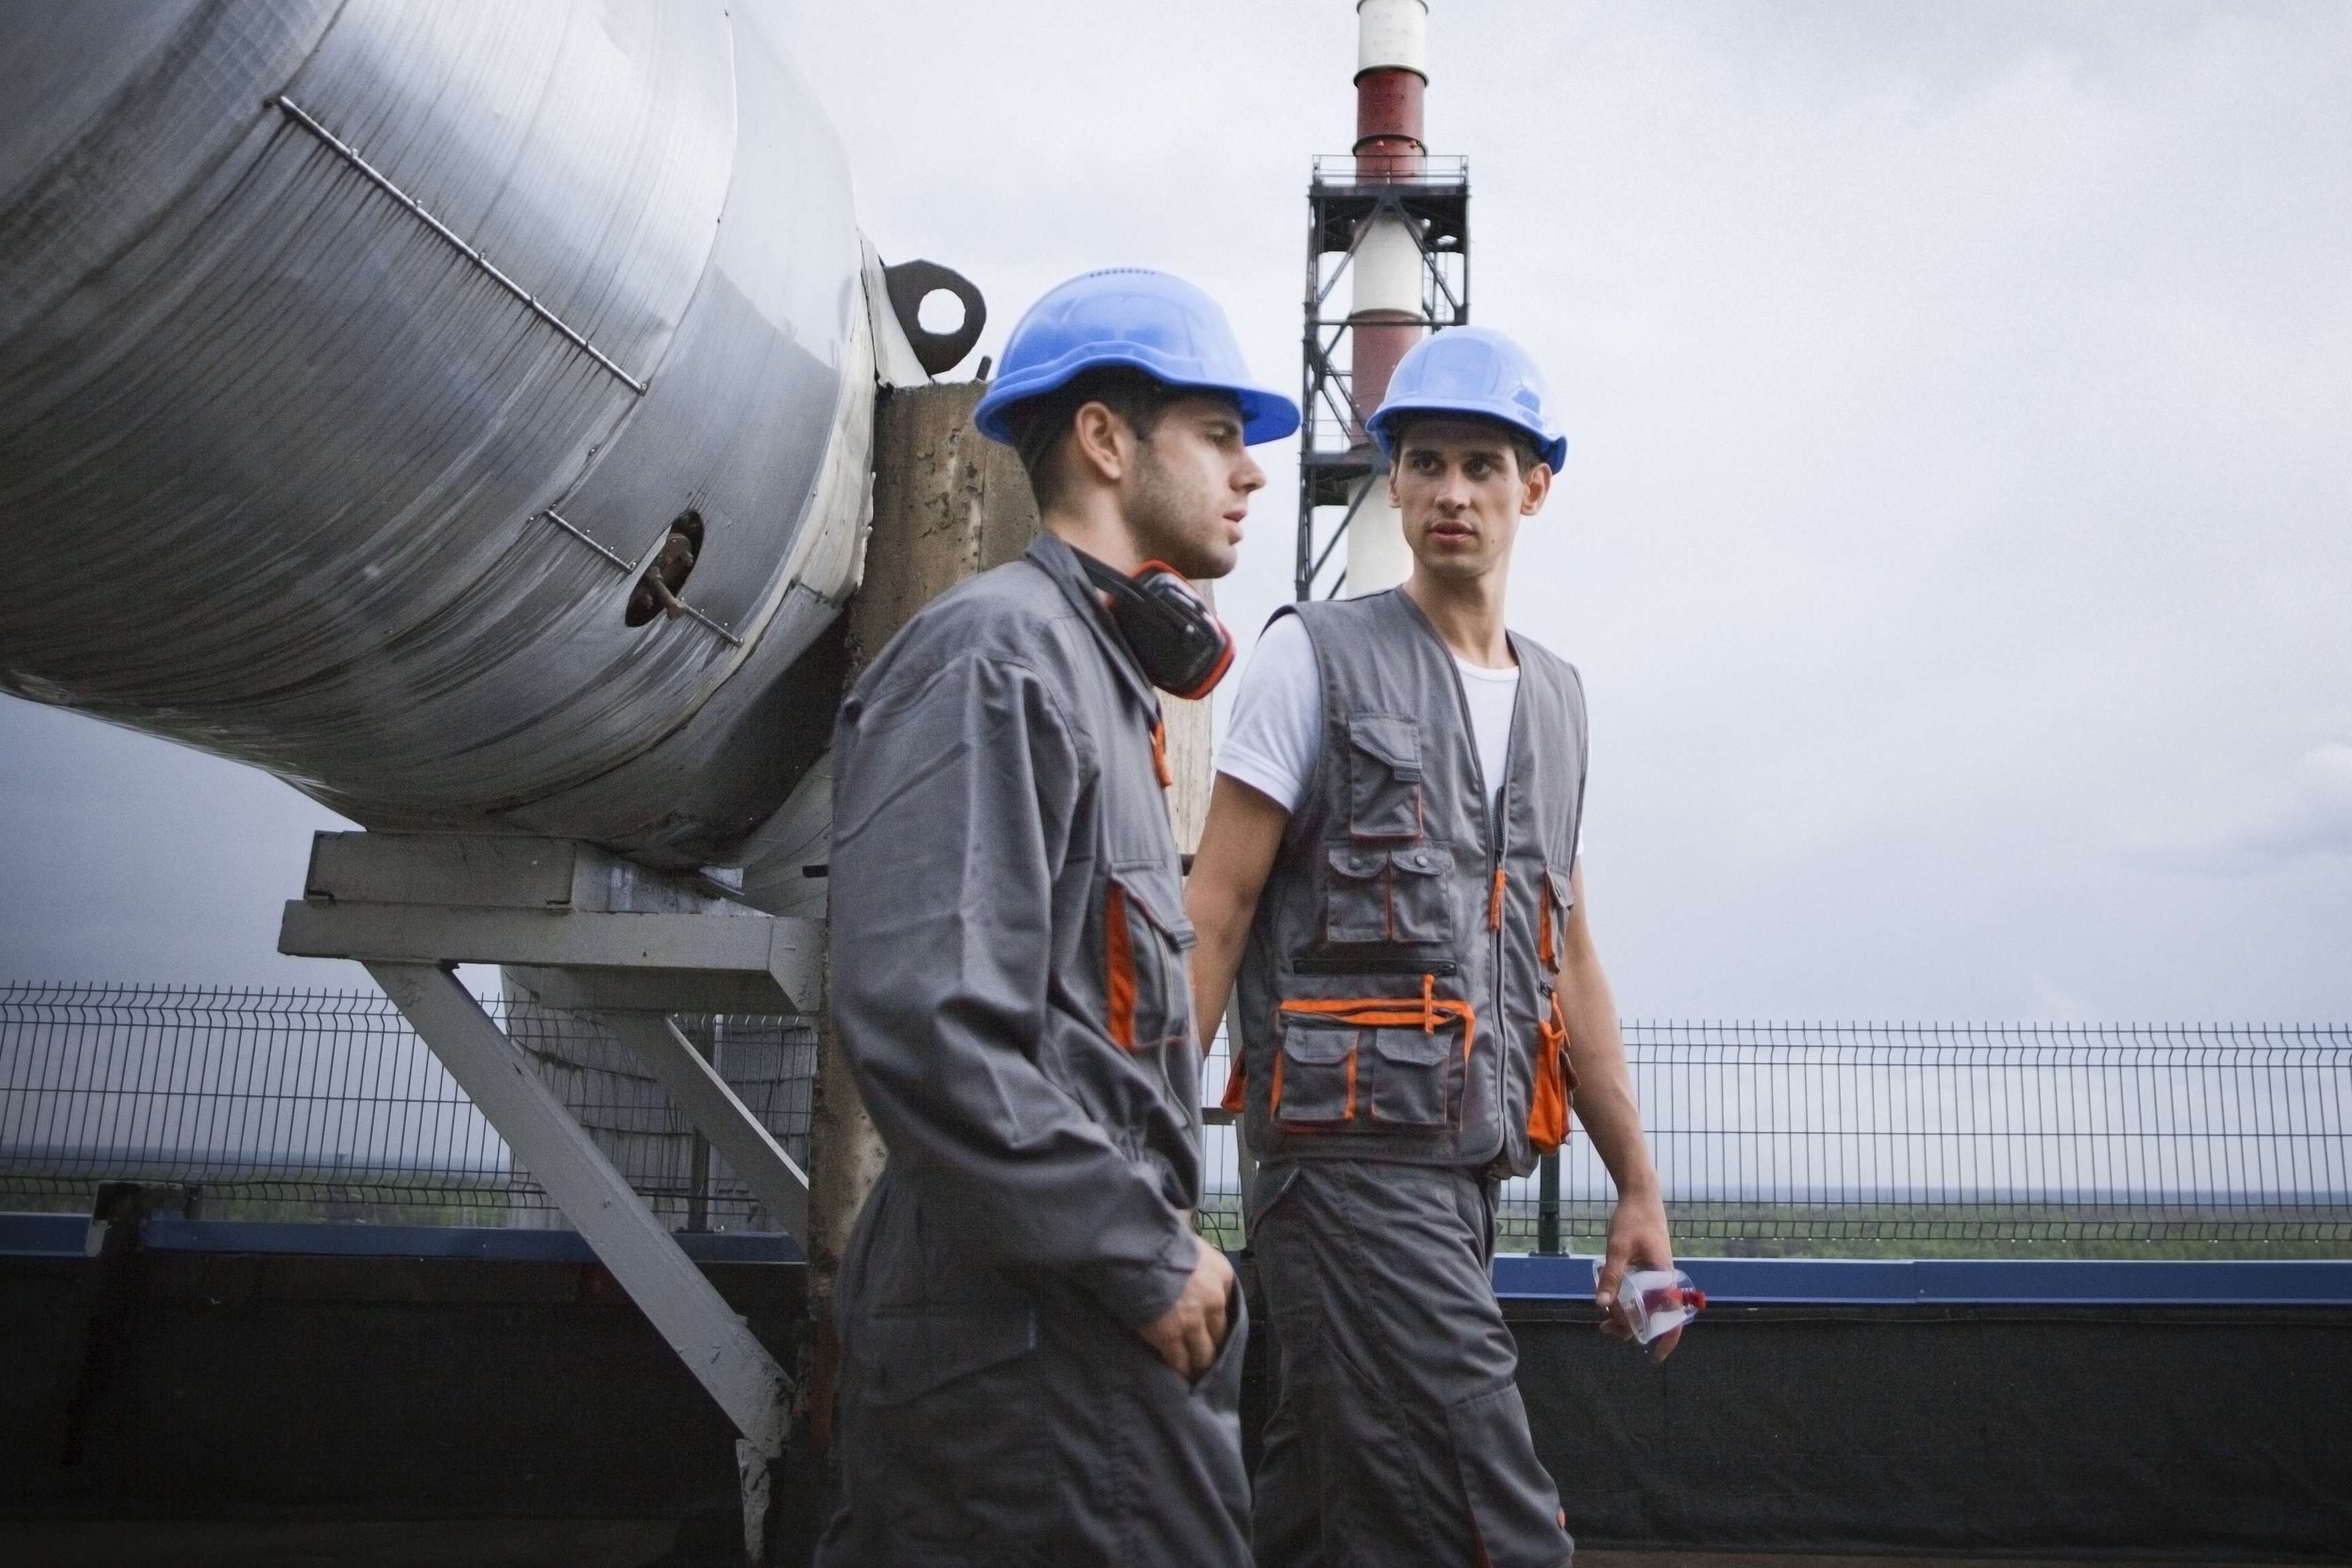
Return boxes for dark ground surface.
[8,1237,2348,1564]
[0,1521,2331,1568]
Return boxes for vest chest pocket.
[1104,866,1196,1054]
[1271,1019,1358,1126]
[1346,716,1425,841]
[1324,843,1456,948]
[1368,1026,1454,1126]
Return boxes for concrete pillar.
[800,384,1024,1469]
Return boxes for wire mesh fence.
[0,982,813,1232]
[1498,1022,2352,1258]
[4,984,2347,1256]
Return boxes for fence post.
[1538,1149,1561,1254]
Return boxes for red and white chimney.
[1345,0,1430,595]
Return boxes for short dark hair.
[1390,412,1546,478]
[1004,367,1192,510]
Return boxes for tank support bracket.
[279,830,811,1565]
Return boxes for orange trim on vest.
[1104,883,1138,1050]
[1275,977,1477,1066]
[1537,882,1558,972]
[1219,1052,1246,1114]
[1268,1038,1361,1126]
[1526,990,1575,1154]
[1149,719,1173,789]
[1487,866,1506,932]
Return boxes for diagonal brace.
[597,1011,810,1241]
[364,963,789,1456]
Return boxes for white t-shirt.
[1218,613,1536,824]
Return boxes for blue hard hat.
[973,268,1300,446]
[1366,327,1568,474]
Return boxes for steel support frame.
[281,832,812,1564]
[1295,172,1471,603]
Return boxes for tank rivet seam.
[540,507,634,572]
[539,508,742,647]
[273,94,650,395]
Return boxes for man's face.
[1122,395,1264,581]
[1388,416,1551,583]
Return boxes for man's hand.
[1595,1186,1682,1362]
[1139,1234,1236,1379]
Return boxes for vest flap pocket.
[1322,843,1456,947]
[1391,844,1453,879]
[1347,715,1425,841]
[1537,862,1574,971]
[1349,715,1422,779]
[1283,1024,1357,1065]
[1369,1024,1455,1126]
[1371,1026,1452,1066]
[855,1302,1038,1406]
[1388,845,1452,949]
[1324,845,1388,945]
[1275,1019,1359,1125]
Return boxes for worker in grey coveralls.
[815,268,1300,1567]
[1186,326,1683,1567]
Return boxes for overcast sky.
[3,1,2347,1021]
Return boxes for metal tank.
[0,0,944,877]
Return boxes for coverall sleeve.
[829,651,1197,1328]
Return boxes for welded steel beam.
[361,962,791,1450]
[597,1009,811,1241]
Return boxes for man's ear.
[1068,401,1129,487]
[1519,461,1552,516]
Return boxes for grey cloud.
[2128,745,2352,875]
[5,2,2348,1021]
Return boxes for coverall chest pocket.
[1347,715,1425,841]
[1103,864,1195,1054]
[1324,843,1455,948]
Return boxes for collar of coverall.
[1025,532,1165,719]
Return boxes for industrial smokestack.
[1293,0,1463,602]
[1344,0,1431,595]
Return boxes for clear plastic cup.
[1594,1262,1705,1345]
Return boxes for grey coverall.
[816,533,1250,1567]
[1224,588,1588,1567]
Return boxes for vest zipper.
[1431,624,1522,1150]
[1293,956,1460,977]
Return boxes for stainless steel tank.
[0,0,900,872]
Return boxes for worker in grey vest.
[817,270,1298,1567]
[1186,326,1681,1567]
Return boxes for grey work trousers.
[1250,1160,1573,1568]
[817,1173,1252,1567]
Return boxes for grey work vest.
[1228,589,1588,1177]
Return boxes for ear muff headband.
[1076,553,1235,700]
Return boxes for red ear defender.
[1076,553,1237,700]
